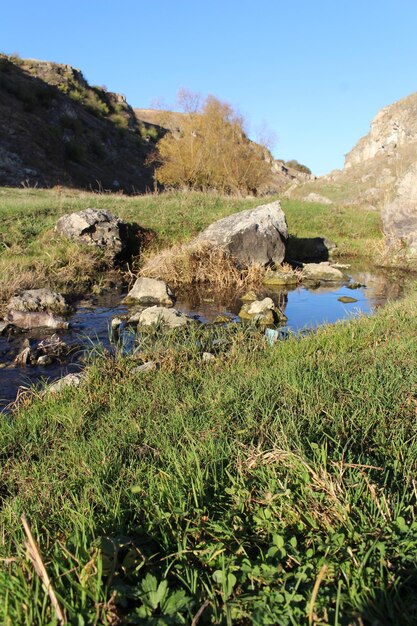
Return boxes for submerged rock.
[56,208,128,259]
[138,306,191,328]
[6,289,70,329]
[338,296,358,303]
[263,270,300,286]
[302,262,345,282]
[125,277,175,306]
[192,200,288,266]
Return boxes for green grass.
[0,187,382,306]
[1,299,417,624]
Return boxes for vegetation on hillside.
[152,92,274,195]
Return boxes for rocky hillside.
[0,55,164,193]
[287,90,417,209]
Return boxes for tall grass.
[1,297,417,624]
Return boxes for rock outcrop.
[345,92,417,168]
[138,306,191,328]
[56,209,128,259]
[125,277,175,306]
[192,201,288,266]
[382,162,417,256]
[5,289,70,329]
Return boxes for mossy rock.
[338,296,358,304]
[240,290,258,302]
[263,271,299,286]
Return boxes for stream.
[0,262,413,411]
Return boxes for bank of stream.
[0,261,414,410]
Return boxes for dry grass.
[140,243,267,291]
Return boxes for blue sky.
[2,0,417,175]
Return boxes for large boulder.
[55,208,128,258]
[192,200,288,266]
[5,289,70,329]
[382,162,417,256]
[125,277,175,306]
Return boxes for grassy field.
[2,187,413,625]
[1,297,417,624]
[0,187,383,306]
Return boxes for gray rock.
[7,289,69,314]
[239,298,287,324]
[6,289,70,329]
[55,208,127,258]
[138,306,191,328]
[131,361,157,374]
[302,262,345,282]
[192,200,288,266]
[125,277,175,306]
[382,162,417,256]
[263,270,300,286]
[48,373,83,394]
[303,192,333,205]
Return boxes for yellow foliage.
[153,93,273,195]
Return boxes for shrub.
[285,159,312,175]
[153,91,273,195]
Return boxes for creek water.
[0,262,413,411]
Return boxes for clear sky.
[2,0,417,175]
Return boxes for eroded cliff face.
[345,92,417,169]
[287,90,417,209]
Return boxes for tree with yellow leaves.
[152,92,273,195]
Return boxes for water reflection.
[0,264,414,410]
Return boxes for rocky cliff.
[287,90,417,209]
[0,55,163,192]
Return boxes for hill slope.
[0,55,163,193]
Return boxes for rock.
[247,298,275,315]
[347,281,364,290]
[7,289,69,314]
[138,306,191,328]
[127,310,143,325]
[338,296,358,303]
[131,361,157,374]
[55,208,128,259]
[192,200,288,266]
[6,289,70,329]
[202,352,216,362]
[263,270,299,286]
[240,291,258,302]
[37,354,53,366]
[303,192,333,205]
[239,297,287,324]
[285,237,337,263]
[49,373,83,393]
[37,334,69,357]
[382,162,417,256]
[125,277,175,306]
[302,262,345,282]
[14,340,31,366]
